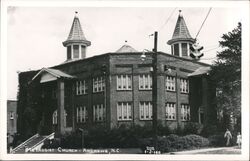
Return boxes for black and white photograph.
[0,0,249,160]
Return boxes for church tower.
[167,10,195,58]
[63,12,91,61]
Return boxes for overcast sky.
[7,5,244,100]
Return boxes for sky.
[6,5,245,100]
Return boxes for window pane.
[81,45,86,58]
[174,44,179,56]
[182,43,188,56]
[73,45,79,58]
[67,46,71,59]
[128,103,132,119]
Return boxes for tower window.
[67,46,71,59]
[174,44,179,56]
[182,43,188,56]
[81,45,86,59]
[73,45,79,59]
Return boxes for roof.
[31,68,75,81]
[188,66,211,77]
[116,44,138,53]
[67,16,86,41]
[63,15,91,46]
[167,11,195,45]
[52,51,210,69]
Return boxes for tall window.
[76,106,87,123]
[181,104,190,121]
[76,80,88,95]
[73,45,79,59]
[139,74,152,90]
[117,102,132,121]
[93,104,106,122]
[52,110,58,125]
[93,77,105,93]
[81,45,86,58]
[67,46,71,59]
[180,78,189,93]
[165,102,176,120]
[174,44,179,56]
[139,101,153,120]
[182,43,188,56]
[52,110,67,126]
[166,76,176,91]
[117,75,132,90]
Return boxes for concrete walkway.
[167,146,241,155]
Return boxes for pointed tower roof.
[116,44,138,53]
[63,12,91,47]
[167,10,195,45]
[67,16,86,40]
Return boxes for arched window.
[52,110,67,126]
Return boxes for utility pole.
[152,31,158,150]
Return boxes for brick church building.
[17,11,216,137]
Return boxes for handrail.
[29,132,55,151]
[12,133,38,153]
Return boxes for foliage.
[140,134,210,153]
[208,133,225,147]
[183,122,203,135]
[210,22,241,129]
[17,71,41,140]
[42,124,174,149]
[200,124,218,137]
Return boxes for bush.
[208,133,225,147]
[183,122,203,135]
[200,124,218,137]
[139,134,210,153]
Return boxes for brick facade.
[17,52,216,136]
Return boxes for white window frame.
[93,104,106,122]
[116,75,132,90]
[166,76,176,91]
[139,74,152,90]
[52,110,57,125]
[180,78,189,93]
[117,102,132,121]
[139,101,153,120]
[93,77,105,93]
[165,102,176,120]
[181,104,190,121]
[52,110,67,125]
[76,106,87,123]
[76,80,88,95]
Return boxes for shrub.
[200,124,218,137]
[183,122,203,135]
[208,133,225,147]
[139,134,210,153]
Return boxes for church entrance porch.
[31,68,75,136]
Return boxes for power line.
[203,46,220,52]
[158,7,177,31]
[195,7,212,39]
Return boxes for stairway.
[11,133,54,153]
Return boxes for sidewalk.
[167,146,241,155]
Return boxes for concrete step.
[12,134,51,153]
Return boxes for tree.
[210,23,241,131]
